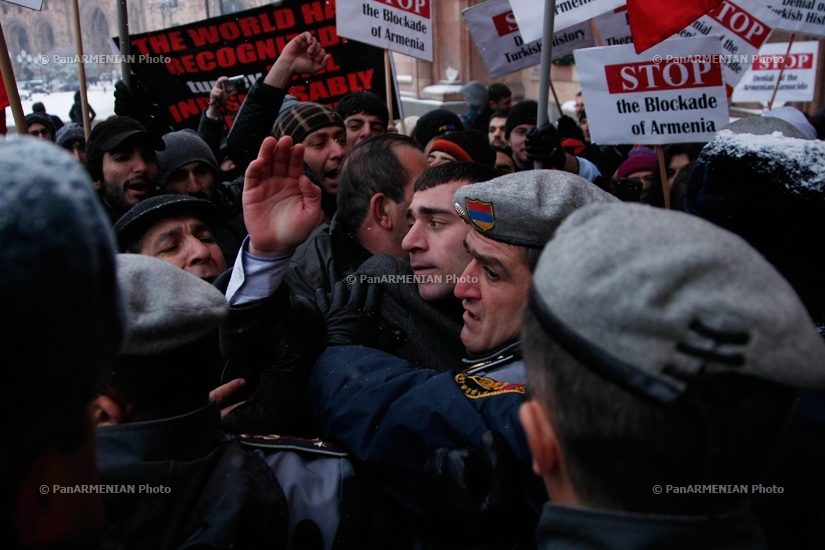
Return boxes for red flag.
[627,0,724,54]
[0,77,9,110]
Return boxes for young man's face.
[427,150,457,167]
[28,122,53,141]
[575,95,585,117]
[164,161,217,200]
[454,230,533,353]
[488,116,508,147]
[302,126,347,194]
[138,213,227,282]
[95,140,159,211]
[344,112,385,149]
[509,124,535,168]
[403,180,473,301]
[490,95,513,111]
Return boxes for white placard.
[672,1,782,91]
[2,0,43,9]
[509,0,625,44]
[593,6,633,46]
[732,40,818,102]
[337,0,433,62]
[769,2,825,37]
[462,0,595,79]
[574,36,730,145]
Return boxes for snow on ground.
[4,83,116,136]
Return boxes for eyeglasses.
[28,129,52,138]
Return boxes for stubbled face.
[138,214,227,282]
[575,95,585,117]
[454,230,533,353]
[344,113,385,149]
[491,96,513,111]
[427,150,457,167]
[95,140,158,212]
[164,161,217,200]
[302,126,347,194]
[509,124,535,168]
[403,180,473,301]
[28,122,53,141]
[488,116,508,147]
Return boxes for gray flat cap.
[453,170,618,248]
[528,203,825,403]
[116,254,229,355]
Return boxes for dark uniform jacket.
[96,402,289,550]
[536,503,767,550]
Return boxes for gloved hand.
[418,431,534,550]
[316,279,381,347]
[526,122,567,170]
[114,75,169,134]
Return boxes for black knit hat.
[430,130,496,167]
[336,91,389,128]
[25,113,55,139]
[274,102,345,144]
[113,194,219,251]
[157,129,218,188]
[505,100,538,139]
[414,109,464,148]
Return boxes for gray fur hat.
[453,170,618,248]
[157,129,219,188]
[0,139,122,493]
[528,203,825,404]
[116,254,229,355]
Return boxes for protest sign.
[462,0,595,79]
[575,36,730,145]
[337,0,433,61]
[115,0,399,131]
[673,1,781,92]
[509,0,624,44]
[769,1,825,37]
[2,0,42,10]
[593,7,633,46]
[732,40,818,102]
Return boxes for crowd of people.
[3,31,825,550]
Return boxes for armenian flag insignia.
[465,199,495,231]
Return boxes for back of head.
[157,129,219,188]
[460,81,487,109]
[488,83,512,103]
[336,91,389,128]
[0,139,122,496]
[105,254,228,422]
[31,102,46,113]
[414,109,465,149]
[524,203,825,514]
[557,115,584,141]
[337,133,419,232]
[685,129,825,333]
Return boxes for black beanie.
[25,113,55,139]
[414,109,464,148]
[157,129,219,188]
[505,100,538,139]
[429,130,496,167]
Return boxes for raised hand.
[243,136,324,258]
[265,32,330,89]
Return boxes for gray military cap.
[116,254,229,355]
[453,170,618,248]
[528,203,825,403]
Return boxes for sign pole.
[384,49,394,125]
[768,33,795,110]
[589,18,604,47]
[71,0,92,139]
[656,145,670,210]
[117,0,132,91]
[0,21,28,135]
[536,0,557,169]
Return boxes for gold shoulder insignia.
[455,373,526,399]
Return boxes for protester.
[1,139,122,549]
[24,112,55,141]
[520,203,825,549]
[493,145,515,174]
[470,83,513,132]
[426,129,496,167]
[55,122,86,163]
[32,101,63,131]
[113,195,228,282]
[574,90,585,119]
[488,110,509,147]
[69,91,96,125]
[85,116,166,224]
[336,91,390,149]
[413,108,465,153]
[613,146,658,203]
[459,80,487,130]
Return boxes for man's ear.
[368,193,394,230]
[519,399,562,478]
[92,396,124,427]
